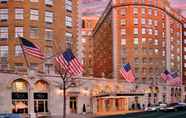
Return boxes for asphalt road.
[96,111,186,118]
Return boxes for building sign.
[12,92,28,99]
[34,93,48,99]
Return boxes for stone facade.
[0,72,183,117]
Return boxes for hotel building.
[0,0,79,74]
[92,0,184,112]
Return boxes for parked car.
[162,103,186,112]
[0,113,21,118]
[145,104,167,112]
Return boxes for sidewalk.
[46,113,94,118]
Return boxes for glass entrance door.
[70,96,77,113]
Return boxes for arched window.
[34,80,49,113]
[11,79,29,114]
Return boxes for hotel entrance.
[69,96,77,113]
[96,96,128,114]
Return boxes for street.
[96,111,186,118]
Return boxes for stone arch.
[34,80,49,92]
[7,78,31,89]
[11,78,30,92]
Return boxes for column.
[29,86,36,118]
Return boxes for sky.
[81,0,186,17]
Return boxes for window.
[142,38,146,44]
[154,20,158,26]
[45,11,53,23]
[148,19,152,25]
[65,16,72,27]
[141,7,145,15]
[15,27,23,37]
[154,30,158,35]
[148,8,152,15]
[141,18,145,25]
[45,0,53,6]
[65,0,72,11]
[0,27,8,39]
[30,9,39,20]
[15,9,24,20]
[184,47,186,52]
[0,0,8,3]
[120,19,126,25]
[0,46,8,57]
[184,63,186,68]
[142,28,146,34]
[184,24,186,28]
[45,47,53,57]
[121,29,126,35]
[120,8,126,16]
[154,9,158,16]
[30,27,39,38]
[184,32,186,36]
[30,0,38,2]
[162,51,165,56]
[44,64,53,74]
[45,29,53,40]
[66,32,72,48]
[15,45,22,56]
[134,28,138,34]
[121,38,126,45]
[134,38,138,45]
[134,18,138,25]
[133,7,138,14]
[154,49,159,54]
[154,39,158,45]
[148,29,152,35]
[0,9,8,20]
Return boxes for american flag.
[19,37,44,60]
[161,70,173,81]
[120,63,135,83]
[168,72,182,86]
[55,49,84,76]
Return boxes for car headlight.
[167,107,174,109]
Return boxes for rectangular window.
[134,18,138,25]
[148,8,152,15]
[121,38,126,45]
[44,64,53,74]
[148,29,152,35]
[45,11,53,23]
[30,0,38,2]
[30,9,39,20]
[0,9,8,21]
[141,18,145,25]
[45,47,53,57]
[45,0,53,6]
[154,9,158,16]
[184,63,186,68]
[30,27,39,38]
[65,0,72,11]
[184,32,186,36]
[45,29,53,40]
[121,29,126,35]
[15,9,24,20]
[15,45,22,57]
[134,28,138,34]
[184,55,186,60]
[154,20,158,26]
[0,27,8,39]
[0,46,8,57]
[15,27,23,37]
[120,19,126,25]
[142,38,146,44]
[148,19,152,25]
[133,7,138,14]
[154,39,158,45]
[142,28,146,34]
[141,7,145,15]
[184,24,186,28]
[120,8,126,16]
[66,32,72,48]
[65,16,72,27]
[154,30,158,35]
[0,0,8,3]
[134,38,138,45]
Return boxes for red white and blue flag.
[120,63,135,83]
[55,49,84,76]
[168,72,182,86]
[161,70,173,81]
[19,37,44,60]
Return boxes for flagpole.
[18,36,30,69]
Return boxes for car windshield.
[167,103,178,107]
